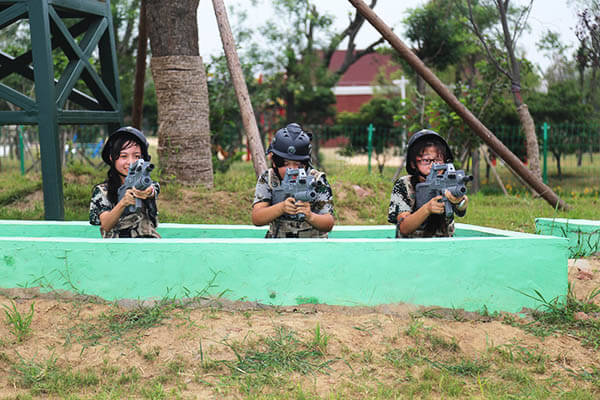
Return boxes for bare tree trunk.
[146,0,213,187]
[212,0,267,177]
[517,104,540,178]
[311,132,322,169]
[471,148,480,193]
[554,152,562,178]
[466,0,541,181]
[590,65,599,107]
[494,0,541,181]
[416,75,426,125]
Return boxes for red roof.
[334,95,373,113]
[328,50,400,86]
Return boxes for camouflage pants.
[267,219,328,238]
[101,212,161,239]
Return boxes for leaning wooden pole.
[212,0,267,177]
[348,0,568,211]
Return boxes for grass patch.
[426,357,490,377]
[221,326,333,375]
[12,354,99,396]
[0,170,41,207]
[506,284,600,348]
[3,300,34,342]
[65,299,175,349]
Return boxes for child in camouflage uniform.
[89,126,160,238]
[388,129,468,238]
[252,123,334,238]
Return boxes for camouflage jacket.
[388,175,465,238]
[89,182,161,238]
[252,168,334,238]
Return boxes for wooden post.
[212,0,267,177]
[347,0,568,211]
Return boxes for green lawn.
[0,156,599,231]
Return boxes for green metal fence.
[1,122,598,192]
[0,125,109,173]
[487,123,600,192]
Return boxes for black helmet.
[266,123,312,161]
[405,129,453,175]
[101,126,150,165]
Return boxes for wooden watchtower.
[0,0,123,219]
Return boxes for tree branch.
[496,0,522,98]
[465,0,512,81]
[323,0,378,70]
[509,0,533,46]
[336,37,385,77]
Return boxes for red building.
[328,50,406,113]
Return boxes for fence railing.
[2,122,599,192]
[0,125,112,173]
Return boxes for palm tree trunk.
[151,56,213,186]
[146,0,214,187]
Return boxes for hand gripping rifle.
[271,168,317,221]
[117,159,155,215]
[415,163,473,217]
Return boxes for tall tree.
[574,1,600,110]
[537,30,574,84]
[146,0,213,187]
[403,0,466,124]
[131,0,148,129]
[252,0,384,124]
[110,0,143,121]
[464,0,542,180]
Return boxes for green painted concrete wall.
[0,221,567,313]
[0,220,504,239]
[536,218,600,257]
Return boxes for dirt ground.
[0,257,599,398]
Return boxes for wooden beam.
[212,0,267,177]
[348,0,568,210]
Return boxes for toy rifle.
[271,168,317,221]
[117,159,155,214]
[415,163,473,217]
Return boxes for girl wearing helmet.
[388,129,468,238]
[89,126,160,238]
[252,123,335,238]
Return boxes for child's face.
[113,141,142,177]
[415,146,444,178]
[277,159,305,178]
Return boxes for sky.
[197,0,580,73]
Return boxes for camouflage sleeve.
[89,184,113,226]
[252,171,272,206]
[388,175,413,224]
[311,174,334,216]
